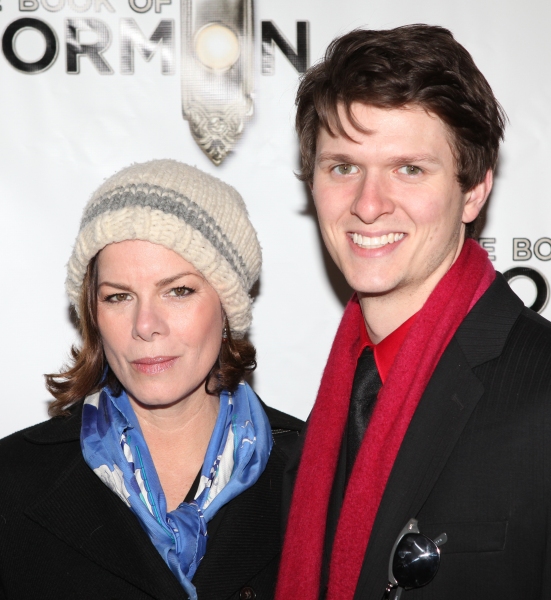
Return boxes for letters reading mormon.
[277,24,551,600]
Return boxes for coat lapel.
[353,274,524,599]
[192,445,288,599]
[24,437,186,600]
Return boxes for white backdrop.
[1,0,550,437]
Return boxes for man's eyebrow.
[316,152,443,166]
[316,152,358,165]
[388,154,442,166]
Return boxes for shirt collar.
[359,312,418,383]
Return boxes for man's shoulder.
[518,304,551,333]
[455,273,551,367]
[483,273,551,337]
[469,296,551,388]
[498,270,551,344]
[509,304,551,356]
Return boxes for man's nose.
[351,173,395,223]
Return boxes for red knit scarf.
[276,240,495,600]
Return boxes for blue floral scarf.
[81,381,272,600]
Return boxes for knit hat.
[66,159,262,337]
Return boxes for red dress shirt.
[358,312,418,383]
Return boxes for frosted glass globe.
[195,24,240,71]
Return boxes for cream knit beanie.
[66,159,262,337]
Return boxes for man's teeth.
[352,232,404,248]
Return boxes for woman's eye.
[168,286,194,297]
[105,293,131,303]
[333,163,359,176]
[398,165,422,176]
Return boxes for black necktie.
[320,347,383,594]
[346,346,382,480]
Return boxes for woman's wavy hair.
[46,254,256,417]
[295,24,507,237]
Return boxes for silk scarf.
[81,381,272,600]
[276,239,495,600]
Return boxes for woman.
[0,160,302,600]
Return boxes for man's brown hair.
[295,24,506,236]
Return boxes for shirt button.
[240,586,256,600]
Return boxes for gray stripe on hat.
[80,184,249,284]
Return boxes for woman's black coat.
[0,400,302,600]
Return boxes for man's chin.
[346,275,401,298]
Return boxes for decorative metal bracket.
[181,0,254,165]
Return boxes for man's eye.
[333,164,359,176]
[398,165,422,176]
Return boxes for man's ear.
[463,169,493,224]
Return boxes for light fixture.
[181,0,253,165]
[194,23,240,71]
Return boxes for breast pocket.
[422,520,508,553]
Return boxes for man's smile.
[350,232,405,249]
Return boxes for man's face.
[312,103,489,303]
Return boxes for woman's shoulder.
[0,404,82,491]
[0,402,82,446]
[262,401,303,431]
[257,397,304,459]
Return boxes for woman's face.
[96,240,224,409]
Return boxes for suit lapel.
[354,339,484,598]
[353,275,524,599]
[25,447,185,600]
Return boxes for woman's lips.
[131,356,178,375]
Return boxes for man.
[276,25,551,600]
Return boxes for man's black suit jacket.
[285,274,551,599]
[0,400,302,599]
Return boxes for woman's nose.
[131,300,168,341]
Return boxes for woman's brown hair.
[46,253,256,417]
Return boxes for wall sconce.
[181,0,253,165]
